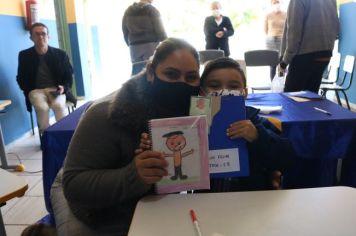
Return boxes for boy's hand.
[271,171,282,190]
[57,85,65,94]
[226,120,258,142]
[135,150,168,184]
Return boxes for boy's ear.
[146,63,154,82]
[243,88,248,98]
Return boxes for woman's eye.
[164,71,181,79]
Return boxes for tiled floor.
[2,133,47,236]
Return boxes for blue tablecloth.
[42,102,91,214]
[246,92,356,188]
[42,92,356,215]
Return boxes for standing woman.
[204,1,234,57]
[264,0,286,79]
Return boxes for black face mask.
[151,75,200,117]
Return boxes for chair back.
[339,55,355,89]
[322,52,340,83]
[235,59,247,75]
[244,50,279,67]
[199,50,225,65]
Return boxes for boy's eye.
[207,83,222,90]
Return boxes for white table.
[0,168,28,236]
[129,187,356,236]
[0,100,16,170]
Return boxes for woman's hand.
[227,120,258,143]
[215,31,224,38]
[134,132,152,155]
[135,150,168,185]
[139,132,151,150]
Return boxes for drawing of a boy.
[162,131,194,180]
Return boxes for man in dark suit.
[204,1,234,57]
[17,23,76,134]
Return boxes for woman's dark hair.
[200,57,247,88]
[30,22,49,36]
[131,38,199,79]
[150,38,199,72]
[21,223,57,236]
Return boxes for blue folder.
[208,96,250,178]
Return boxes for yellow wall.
[0,0,55,19]
[339,0,354,4]
[0,0,25,16]
[65,0,76,23]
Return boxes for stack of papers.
[251,105,283,114]
[285,91,322,102]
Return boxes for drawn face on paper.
[196,98,206,110]
[166,134,187,152]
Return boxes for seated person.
[139,57,296,191]
[16,23,76,135]
[57,38,201,235]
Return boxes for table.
[128,186,356,236]
[42,102,91,214]
[0,168,28,236]
[41,92,356,213]
[0,100,17,170]
[246,92,356,188]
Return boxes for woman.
[264,0,286,79]
[204,1,234,57]
[57,38,200,235]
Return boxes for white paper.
[251,105,282,114]
[208,148,240,174]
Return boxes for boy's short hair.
[201,57,247,88]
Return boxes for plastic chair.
[244,50,279,93]
[198,50,225,65]
[321,52,341,85]
[320,55,355,110]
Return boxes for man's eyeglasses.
[33,32,48,37]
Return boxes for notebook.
[190,96,250,178]
[149,115,210,194]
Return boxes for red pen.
[190,209,202,236]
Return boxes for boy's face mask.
[206,89,245,97]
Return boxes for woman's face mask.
[151,74,200,117]
[206,89,245,97]
[212,9,221,18]
[272,3,281,12]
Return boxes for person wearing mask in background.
[204,1,234,57]
[51,38,200,235]
[279,0,339,93]
[16,22,76,136]
[122,0,167,63]
[264,0,286,80]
